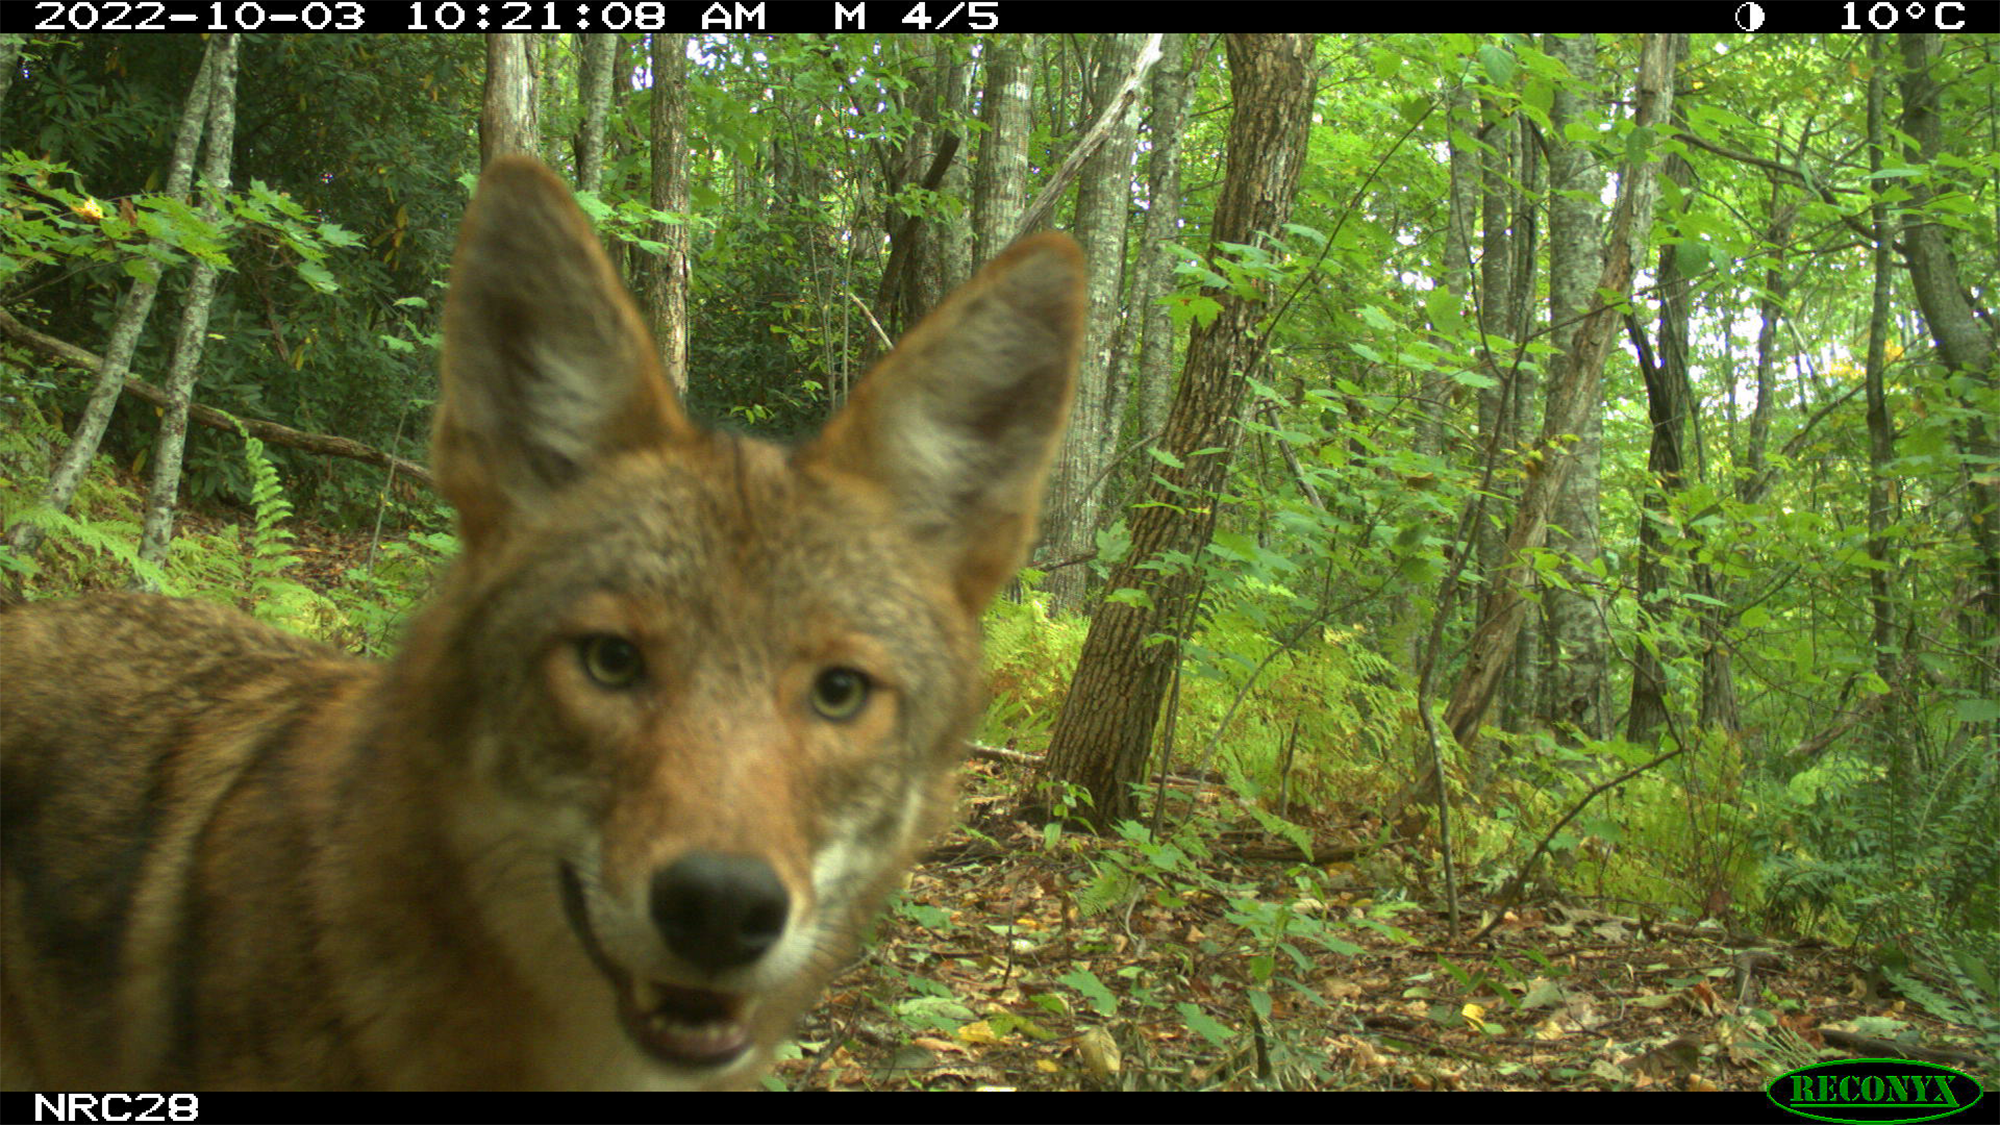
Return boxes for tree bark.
[1132,34,1193,469]
[479,33,540,168]
[574,34,617,194]
[0,34,23,111]
[1541,32,1610,740]
[1626,142,1695,745]
[1441,33,1684,750]
[914,39,975,308]
[1042,34,1317,828]
[1473,85,1517,591]
[645,33,691,394]
[1864,37,1898,679]
[1897,33,2000,682]
[972,36,1035,264]
[137,34,240,575]
[1045,33,1146,613]
[1499,114,1545,736]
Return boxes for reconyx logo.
[1768,1058,1987,1124]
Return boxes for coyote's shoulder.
[1,157,1084,1091]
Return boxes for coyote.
[0,156,1083,1090]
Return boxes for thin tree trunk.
[137,34,240,575]
[1542,32,1609,740]
[1133,34,1193,466]
[5,40,219,556]
[574,34,617,194]
[1898,33,2000,689]
[972,36,1035,263]
[604,34,638,284]
[1442,33,1683,750]
[479,34,540,167]
[646,33,691,394]
[917,40,975,306]
[0,34,23,111]
[1500,115,1544,736]
[1473,94,1517,591]
[1739,187,1793,505]
[1627,142,1695,745]
[1397,75,1482,676]
[1045,33,1146,613]
[1042,34,1317,828]
[1865,38,1898,677]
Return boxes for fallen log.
[0,307,435,491]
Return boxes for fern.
[228,419,320,626]
[9,502,177,594]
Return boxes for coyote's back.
[0,156,1083,1091]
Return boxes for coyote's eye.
[579,634,643,688]
[810,667,870,720]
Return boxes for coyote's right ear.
[433,156,693,553]
[807,234,1086,613]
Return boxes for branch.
[0,307,435,491]
[1009,33,1165,242]
[1678,129,1886,251]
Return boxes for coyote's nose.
[651,853,790,973]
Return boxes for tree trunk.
[915,40,974,308]
[1739,187,1793,505]
[1132,34,1193,470]
[0,34,23,111]
[645,33,691,394]
[1442,33,1683,750]
[137,34,240,575]
[1045,33,1146,613]
[1898,32,2000,694]
[574,34,617,194]
[1864,37,1898,680]
[1626,143,1695,745]
[1396,76,1481,675]
[972,36,1035,264]
[1473,93,1516,591]
[5,39,219,556]
[479,34,540,168]
[1042,34,1317,829]
[1541,32,1609,740]
[1499,115,1544,736]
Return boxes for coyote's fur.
[0,156,1083,1090]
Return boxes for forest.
[0,28,1994,1095]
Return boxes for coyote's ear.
[806,234,1086,612]
[433,156,693,552]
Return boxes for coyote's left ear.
[807,234,1086,612]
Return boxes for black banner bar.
[5,0,1997,35]
[20,1088,1984,1120]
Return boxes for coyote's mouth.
[556,862,754,1070]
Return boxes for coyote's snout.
[0,157,1084,1090]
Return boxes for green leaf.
[1061,970,1118,1017]
[1177,1002,1233,1046]
[1104,587,1155,611]
[1357,305,1396,331]
[1477,44,1517,87]
[296,259,338,294]
[1954,698,2000,724]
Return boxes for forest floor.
[263,514,1999,1095]
[774,755,1996,1095]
